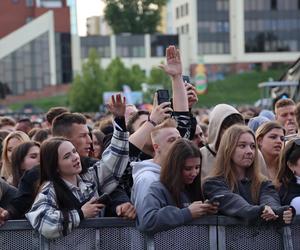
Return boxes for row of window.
[245,19,300,32]
[198,21,229,33]
[80,35,179,58]
[176,24,189,35]
[198,42,230,55]
[244,0,300,11]
[176,3,189,19]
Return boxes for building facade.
[80,34,179,75]
[0,0,73,95]
[170,0,300,78]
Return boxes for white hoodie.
[131,159,161,209]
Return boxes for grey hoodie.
[200,104,268,179]
[131,160,161,209]
[200,104,242,178]
[136,181,193,233]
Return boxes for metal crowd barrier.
[0,216,299,250]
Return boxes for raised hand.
[159,45,182,77]
[185,83,198,108]
[149,93,172,125]
[107,94,126,118]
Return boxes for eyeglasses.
[286,138,300,162]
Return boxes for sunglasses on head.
[286,138,300,162]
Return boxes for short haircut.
[52,112,86,137]
[151,118,177,143]
[46,107,69,125]
[294,102,300,129]
[274,98,295,113]
[0,116,16,128]
[127,110,150,134]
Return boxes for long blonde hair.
[210,124,266,204]
[0,131,30,181]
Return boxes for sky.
[76,0,104,36]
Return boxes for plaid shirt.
[26,126,129,239]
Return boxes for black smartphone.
[182,75,190,83]
[208,194,225,204]
[94,193,111,205]
[156,89,170,105]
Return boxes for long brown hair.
[11,141,40,187]
[210,124,266,204]
[0,131,30,181]
[275,139,300,189]
[160,138,202,207]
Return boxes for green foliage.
[104,0,167,34]
[69,49,105,112]
[197,69,286,107]
[105,57,131,91]
[129,64,147,90]
[148,66,171,89]
[9,95,68,112]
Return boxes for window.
[176,7,179,19]
[271,0,277,10]
[186,3,189,15]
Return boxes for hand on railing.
[261,205,278,221]
[0,207,9,226]
[283,207,293,224]
[81,197,105,219]
[116,202,136,220]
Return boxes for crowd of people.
[0,45,299,239]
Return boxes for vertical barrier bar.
[282,226,294,250]
[217,225,226,250]
[209,225,218,250]
[39,235,49,250]
[95,229,101,249]
[145,234,155,250]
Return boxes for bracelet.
[147,116,157,127]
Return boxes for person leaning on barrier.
[200,104,244,179]
[0,95,133,225]
[26,95,135,239]
[203,125,294,224]
[136,139,218,233]
[0,178,17,225]
[276,138,300,215]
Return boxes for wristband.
[147,116,157,127]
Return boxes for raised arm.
[91,94,129,194]
[129,93,172,151]
[159,45,188,112]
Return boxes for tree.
[68,49,106,112]
[148,66,171,90]
[129,64,147,90]
[104,0,167,34]
[104,57,131,91]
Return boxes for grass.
[197,69,286,107]
[8,95,69,112]
[7,68,287,111]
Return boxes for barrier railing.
[0,216,298,250]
